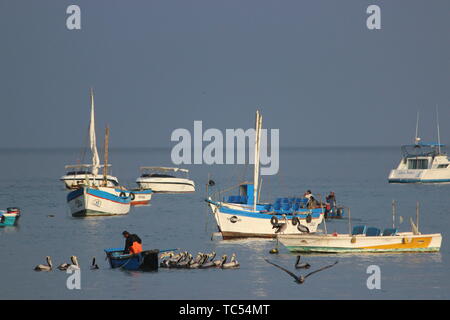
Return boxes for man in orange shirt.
[122,231,143,254]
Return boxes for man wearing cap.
[122,231,143,255]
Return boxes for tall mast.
[103,125,109,187]
[253,110,262,211]
[414,111,420,145]
[436,105,441,154]
[89,88,100,176]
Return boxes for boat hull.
[0,213,19,226]
[279,233,442,253]
[129,189,153,206]
[104,248,159,271]
[67,187,131,217]
[388,167,450,183]
[207,200,324,239]
[136,177,195,193]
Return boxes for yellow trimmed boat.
[279,231,442,253]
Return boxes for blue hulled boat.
[104,248,160,271]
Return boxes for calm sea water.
[0,147,449,299]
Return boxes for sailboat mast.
[415,111,420,144]
[89,88,100,177]
[253,110,262,211]
[436,105,441,154]
[103,125,109,187]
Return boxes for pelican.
[221,253,240,269]
[264,258,338,284]
[176,254,192,268]
[34,256,53,271]
[213,255,225,267]
[294,256,311,269]
[66,256,80,271]
[90,257,99,270]
[199,254,216,269]
[273,215,288,234]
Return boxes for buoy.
[269,248,279,254]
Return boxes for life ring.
[297,224,310,233]
[129,192,135,200]
[306,214,312,223]
[291,216,300,226]
[270,216,279,226]
[119,192,127,198]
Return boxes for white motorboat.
[388,111,450,183]
[135,167,195,193]
[60,89,119,189]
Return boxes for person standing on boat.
[304,190,313,200]
[326,192,337,207]
[122,231,143,255]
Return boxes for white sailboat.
[206,111,324,239]
[60,89,119,189]
[388,110,450,183]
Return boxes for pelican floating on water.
[294,255,311,269]
[221,253,240,269]
[34,256,53,271]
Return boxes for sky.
[1,0,450,148]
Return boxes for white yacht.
[135,167,195,193]
[388,142,450,183]
[388,111,450,183]
[60,89,119,190]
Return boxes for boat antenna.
[436,105,441,154]
[414,111,420,145]
[392,199,396,229]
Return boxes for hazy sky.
[1,0,450,148]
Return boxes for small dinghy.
[0,207,21,227]
[104,248,161,271]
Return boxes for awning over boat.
[65,164,111,169]
[140,166,189,173]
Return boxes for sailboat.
[66,91,131,217]
[60,89,119,189]
[205,111,325,239]
[388,110,450,183]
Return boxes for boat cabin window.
[141,173,175,178]
[407,159,428,169]
[437,164,448,169]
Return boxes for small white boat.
[61,89,119,189]
[128,189,153,206]
[135,167,195,193]
[60,164,119,189]
[389,111,450,183]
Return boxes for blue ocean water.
[0,147,448,299]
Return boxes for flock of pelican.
[34,256,99,272]
[159,251,240,269]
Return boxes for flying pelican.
[264,258,338,284]
[34,256,53,271]
[294,256,311,269]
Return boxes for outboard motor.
[140,249,159,271]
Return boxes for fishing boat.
[67,125,132,217]
[104,248,160,271]
[128,188,153,206]
[279,229,442,253]
[279,203,442,253]
[388,111,450,183]
[206,111,325,239]
[60,89,119,189]
[0,207,21,227]
[135,167,195,193]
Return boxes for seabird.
[264,259,338,284]
[91,257,99,270]
[34,256,53,271]
[221,253,240,269]
[294,255,311,269]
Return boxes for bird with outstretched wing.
[264,258,338,284]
